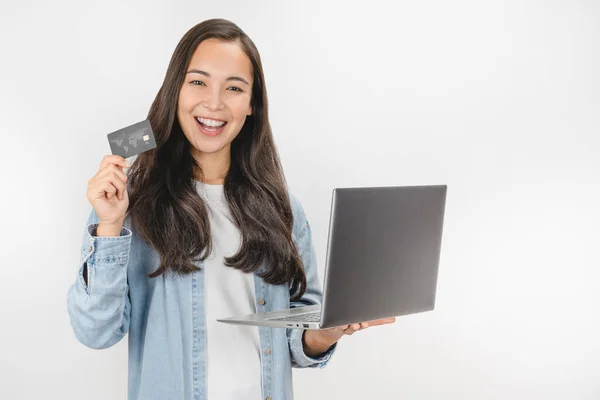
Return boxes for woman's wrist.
[97,221,124,236]
[302,330,335,357]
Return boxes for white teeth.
[196,117,226,127]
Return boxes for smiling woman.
[67,18,340,400]
[177,38,254,181]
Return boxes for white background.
[1,0,599,399]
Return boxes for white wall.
[1,0,599,399]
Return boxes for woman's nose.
[203,88,224,111]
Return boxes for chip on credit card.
[107,119,157,158]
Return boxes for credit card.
[107,119,157,158]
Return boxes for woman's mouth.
[195,116,227,136]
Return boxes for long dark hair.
[125,19,307,301]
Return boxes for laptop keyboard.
[269,312,321,322]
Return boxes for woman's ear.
[247,104,253,116]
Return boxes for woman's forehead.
[188,39,253,82]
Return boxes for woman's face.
[177,38,253,162]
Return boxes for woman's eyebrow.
[186,69,249,86]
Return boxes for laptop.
[217,185,447,330]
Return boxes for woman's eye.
[190,81,241,92]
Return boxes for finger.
[110,163,129,180]
[101,172,127,200]
[105,182,119,200]
[100,154,130,170]
[89,180,118,200]
[342,327,355,335]
[90,174,126,201]
[113,177,126,200]
[91,164,128,197]
[365,318,396,327]
[360,322,369,329]
[95,164,129,186]
[99,154,131,171]
[334,325,349,332]
[341,324,360,336]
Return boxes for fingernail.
[124,160,131,167]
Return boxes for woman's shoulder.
[287,190,310,241]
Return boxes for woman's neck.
[193,146,230,184]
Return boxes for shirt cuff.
[81,223,132,265]
[288,328,337,368]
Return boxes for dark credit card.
[107,119,157,158]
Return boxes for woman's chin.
[192,139,228,156]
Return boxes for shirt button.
[259,299,265,305]
[87,245,92,252]
[266,397,271,400]
[264,348,271,355]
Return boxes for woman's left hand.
[303,317,396,357]
[327,317,396,339]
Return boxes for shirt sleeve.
[66,208,132,349]
[286,195,338,368]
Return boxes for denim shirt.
[66,191,337,400]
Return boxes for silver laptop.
[217,185,447,330]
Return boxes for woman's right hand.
[86,155,131,228]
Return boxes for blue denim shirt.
[66,191,337,400]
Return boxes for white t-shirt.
[196,181,262,400]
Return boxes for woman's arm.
[286,194,338,369]
[66,208,132,350]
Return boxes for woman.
[67,18,395,400]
